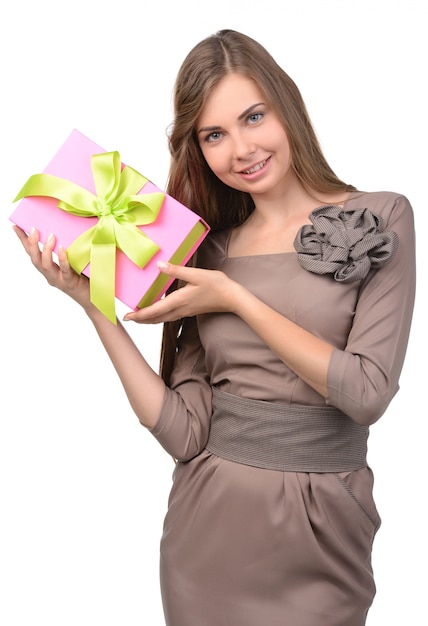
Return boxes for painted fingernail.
[157,261,168,270]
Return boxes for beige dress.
[150,191,416,626]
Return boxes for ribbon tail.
[66,226,96,274]
[90,240,117,325]
[114,221,160,268]
[67,221,117,324]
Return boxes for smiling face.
[196,73,296,199]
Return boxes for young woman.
[13,29,416,626]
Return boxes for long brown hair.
[160,29,356,383]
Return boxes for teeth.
[244,159,266,174]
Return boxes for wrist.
[228,281,253,316]
[83,301,115,325]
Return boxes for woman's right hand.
[13,226,93,312]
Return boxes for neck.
[251,179,350,225]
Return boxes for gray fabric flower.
[294,205,398,282]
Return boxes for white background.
[0,1,426,624]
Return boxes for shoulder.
[346,190,414,227]
[347,190,413,212]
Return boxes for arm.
[124,264,334,398]
[124,196,416,427]
[326,195,416,424]
[13,226,165,429]
[150,316,213,460]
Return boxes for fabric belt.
[205,387,368,473]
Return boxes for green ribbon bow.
[14,151,165,323]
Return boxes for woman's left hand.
[123,261,242,324]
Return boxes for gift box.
[10,129,210,323]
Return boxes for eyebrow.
[197,102,266,135]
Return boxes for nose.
[230,130,256,160]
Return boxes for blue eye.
[248,112,263,124]
[206,131,222,142]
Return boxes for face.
[196,73,294,198]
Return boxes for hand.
[123,261,242,323]
[13,226,92,310]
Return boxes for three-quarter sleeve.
[327,194,416,425]
[149,316,213,461]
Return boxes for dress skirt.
[159,450,381,626]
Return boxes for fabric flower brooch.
[293,205,398,282]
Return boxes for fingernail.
[157,261,168,270]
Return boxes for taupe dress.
[150,191,416,626]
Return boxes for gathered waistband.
[205,387,368,473]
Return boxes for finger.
[40,233,57,270]
[25,228,44,264]
[13,225,36,255]
[123,300,170,323]
[57,245,72,273]
[157,261,204,283]
[123,291,184,323]
[12,225,29,248]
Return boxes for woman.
[14,29,416,626]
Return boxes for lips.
[241,158,268,175]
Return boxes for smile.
[242,158,268,175]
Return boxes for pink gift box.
[10,129,210,319]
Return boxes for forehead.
[198,73,265,125]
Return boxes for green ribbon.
[14,151,165,323]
